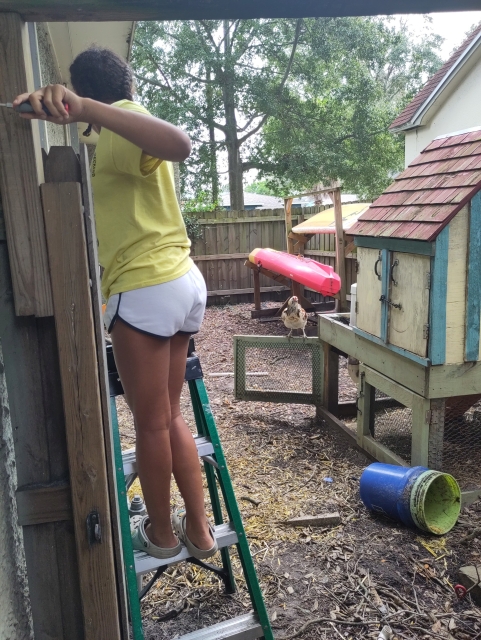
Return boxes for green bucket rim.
[410,470,461,535]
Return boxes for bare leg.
[168,333,213,550]
[111,320,177,549]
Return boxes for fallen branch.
[279,617,376,640]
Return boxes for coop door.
[387,252,430,358]
[356,247,383,339]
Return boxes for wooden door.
[388,252,430,357]
[356,247,382,338]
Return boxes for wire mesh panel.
[431,395,481,491]
[234,336,323,404]
[373,404,413,464]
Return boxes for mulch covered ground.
[116,303,481,640]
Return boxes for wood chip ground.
[115,303,481,639]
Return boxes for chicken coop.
[317,127,481,504]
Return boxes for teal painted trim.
[428,226,449,365]
[355,236,435,256]
[380,249,389,342]
[465,192,481,362]
[353,326,430,367]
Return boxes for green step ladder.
[107,341,273,640]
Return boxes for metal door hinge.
[423,323,430,340]
[425,272,431,289]
[426,410,432,424]
[355,260,359,274]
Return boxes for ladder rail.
[189,378,274,640]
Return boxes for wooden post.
[357,373,375,441]
[428,398,445,470]
[0,13,53,316]
[330,188,347,311]
[323,342,339,416]
[253,267,261,310]
[41,176,121,639]
[411,396,431,467]
[285,197,294,253]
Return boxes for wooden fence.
[190,206,357,305]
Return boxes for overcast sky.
[401,11,481,59]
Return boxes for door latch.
[86,510,102,546]
[379,295,402,310]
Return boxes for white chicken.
[281,296,308,338]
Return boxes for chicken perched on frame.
[281,296,308,338]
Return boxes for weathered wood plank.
[41,181,120,640]
[429,226,449,364]
[466,196,481,361]
[445,206,468,363]
[4,0,481,22]
[362,364,419,410]
[16,482,72,525]
[331,189,347,311]
[388,252,430,358]
[318,315,427,396]
[0,13,53,316]
[208,285,289,296]
[356,248,382,340]
[354,235,435,256]
[428,361,481,398]
[79,144,130,640]
[0,227,83,638]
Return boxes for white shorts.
[104,264,207,338]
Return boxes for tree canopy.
[132,17,443,207]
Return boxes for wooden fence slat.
[41,181,120,640]
[190,204,355,301]
[0,13,53,316]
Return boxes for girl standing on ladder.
[14,47,218,561]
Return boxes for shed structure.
[317,128,481,501]
[350,127,481,366]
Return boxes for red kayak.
[249,248,341,297]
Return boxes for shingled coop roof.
[390,24,481,132]
[349,128,481,242]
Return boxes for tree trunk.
[206,67,219,205]
[222,20,244,211]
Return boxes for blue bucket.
[359,463,428,527]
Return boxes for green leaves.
[131,17,443,203]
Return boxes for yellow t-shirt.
[91,99,192,300]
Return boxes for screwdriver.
[0,100,69,116]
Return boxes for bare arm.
[13,84,191,163]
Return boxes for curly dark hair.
[69,46,134,104]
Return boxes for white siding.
[404,46,481,166]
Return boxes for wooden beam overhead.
[0,0,479,21]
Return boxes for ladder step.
[176,613,264,640]
[134,522,238,575]
[122,435,214,476]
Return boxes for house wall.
[404,47,481,166]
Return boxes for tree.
[132,18,443,206]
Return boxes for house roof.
[349,127,481,242]
[390,23,481,132]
